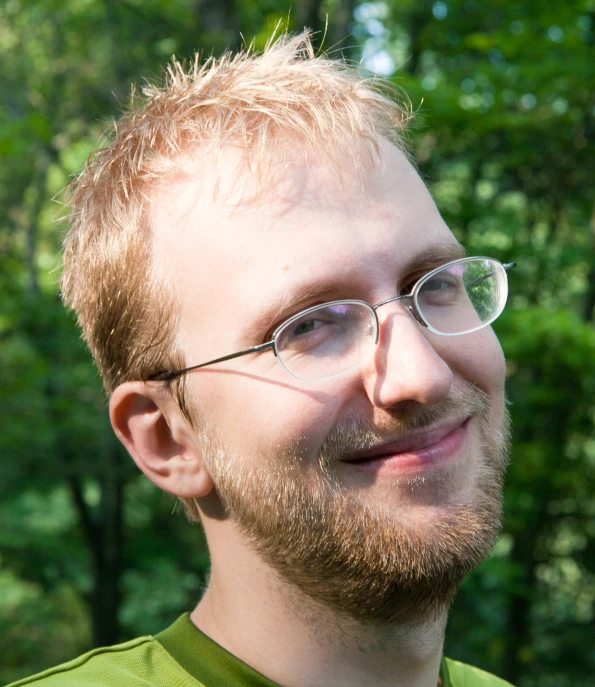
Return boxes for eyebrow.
[245,282,349,338]
[403,240,466,272]
[245,239,466,338]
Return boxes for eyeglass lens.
[275,302,377,381]
[416,258,505,335]
[275,258,507,381]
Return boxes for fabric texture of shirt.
[7,613,515,687]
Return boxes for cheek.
[442,328,506,396]
[190,372,341,461]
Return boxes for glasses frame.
[149,257,516,382]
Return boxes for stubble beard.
[202,382,510,628]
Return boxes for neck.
[190,531,447,687]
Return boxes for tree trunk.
[405,1,433,75]
[194,0,241,52]
[296,0,324,45]
[582,205,595,322]
[501,526,539,682]
[68,443,125,648]
[24,157,48,296]
[328,0,356,60]
[91,472,123,647]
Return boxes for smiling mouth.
[339,417,471,475]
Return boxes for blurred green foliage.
[0,0,593,685]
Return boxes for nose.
[362,304,453,409]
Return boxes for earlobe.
[109,382,214,498]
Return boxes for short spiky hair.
[61,32,412,417]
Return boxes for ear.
[109,381,214,498]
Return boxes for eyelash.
[400,261,453,294]
[399,270,430,295]
[264,302,326,342]
[399,278,417,296]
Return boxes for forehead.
[150,140,458,340]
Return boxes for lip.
[340,417,471,476]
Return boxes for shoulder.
[5,635,203,687]
[443,657,516,687]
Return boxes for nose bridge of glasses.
[373,293,427,327]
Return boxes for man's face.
[152,140,509,623]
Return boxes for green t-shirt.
[7,614,514,687]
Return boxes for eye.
[417,272,461,307]
[400,262,459,296]
[421,275,457,292]
[264,302,327,343]
[292,317,326,337]
[276,303,359,355]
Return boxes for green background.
[0,1,593,685]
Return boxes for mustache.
[317,382,490,470]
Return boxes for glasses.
[151,256,515,383]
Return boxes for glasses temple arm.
[464,261,517,288]
[149,341,275,381]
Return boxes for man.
[11,32,514,687]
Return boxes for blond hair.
[61,31,412,422]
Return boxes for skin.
[110,139,507,687]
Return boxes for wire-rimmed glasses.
[150,256,515,383]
